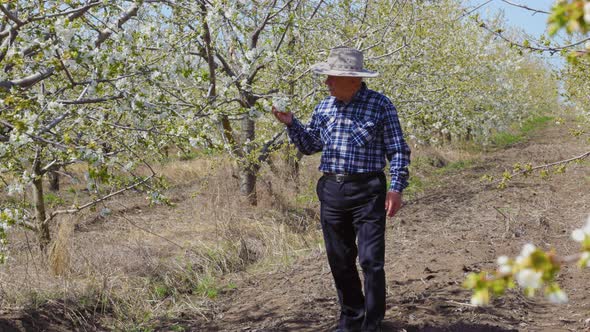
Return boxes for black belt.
[323,171,383,183]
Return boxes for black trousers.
[316,173,387,332]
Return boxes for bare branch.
[500,0,550,15]
[66,0,101,20]
[479,21,590,55]
[366,41,407,60]
[215,52,238,78]
[16,219,38,232]
[57,93,124,105]
[55,50,76,86]
[256,131,285,167]
[456,0,493,20]
[247,64,265,85]
[308,0,325,21]
[77,72,144,85]
[39,85,90,135]
[0,67,56,90]
[83,115,192,139]
[46,173,155,223]
[40,159,80,175]
[1,118,68,149]
[0,4,24,26]
[95,2,140,48]
[250,0,278,49]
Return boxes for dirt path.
[164,123,590,332]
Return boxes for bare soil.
[1,122,589,332]
[162,123,590,332]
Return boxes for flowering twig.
[489,150,590,189]
[465,215,590,306]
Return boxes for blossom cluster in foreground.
[464,215,590,306]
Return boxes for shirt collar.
[353,82,369,102]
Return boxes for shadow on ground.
[383,321,518,332]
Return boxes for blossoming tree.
[0,0,562,264]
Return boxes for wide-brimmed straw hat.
[310,46,379,78]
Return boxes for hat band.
[329,64,363,71]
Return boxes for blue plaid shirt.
[287,82,411,192]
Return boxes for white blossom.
[47,101,64,110]
[470,292,488,306]
[571,215,590,243]
[189,137,200,148]
[572,229,586,242]
[497,255,509,265]
[516,243,537,265]
[546,289,568,304]
[6,183,24,196]
[272,95,289,113]
[497,255,512,274]
[516,269,542,289]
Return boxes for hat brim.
[311,62,379,78]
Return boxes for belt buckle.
[335,174,345,183]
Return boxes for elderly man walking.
[272,46,411,332]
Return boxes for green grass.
[436,160,474,173]
[490,115,553,148]
[403,156,478,199]
[195,275,220,299]
[490,132,522,148]
[520,115,553,134]
[152,284,170,299]
[403,175,426,198]
[43,192,64,208]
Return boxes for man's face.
[324,75,362,102]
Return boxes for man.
[272,46,411,332]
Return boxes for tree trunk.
[48,170,59,191]
[443,131,452,144]
[239,116,257,205]
[32,155,50,252]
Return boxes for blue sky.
[469,0,555,36]
[465,0,563,67]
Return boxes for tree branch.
[256,131,285,167]
[478,20,590,54]
[250,0,278,49]
[0,67,55,90]
[66,0,102,20]
[45,173,155,223]
[491,150,590,187]
[95,2,140,48]
[1,118,68,149]
[57,93,124,105]
[500,0,550,15]
[55,50,76,86]
[39,85,90,135]
[0,4,24,26]
[247,64,265,85]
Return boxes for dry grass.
[0,149,323,329]
[48,216,74,277]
